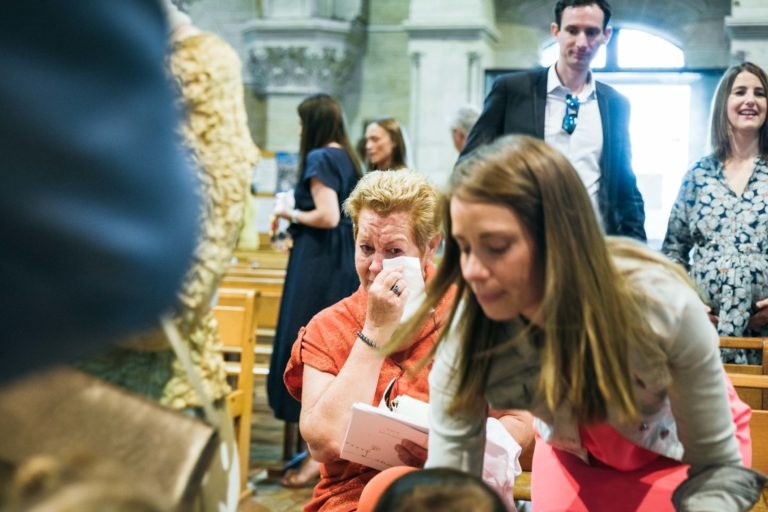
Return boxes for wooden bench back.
[213,288,259,496]
[721,337,768,409]
[225,267,286,280]
[729,373,768,475]
[233,248,289,270]
[220,276,283,331]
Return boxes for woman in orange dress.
[284,170,532,511]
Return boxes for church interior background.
[183,0,768,247]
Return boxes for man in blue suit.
[460,0,646,241]
[0,1,199,383]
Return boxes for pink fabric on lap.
[530,373,752,511]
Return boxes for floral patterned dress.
[662,154,768,364]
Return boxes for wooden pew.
[220,276,283,335]
[729,373,768,472]
[230,246,295,461]
[728,372,768,512]
[722,335,768,512]
[230,238,288,339]
[226,267,287,280]
[721,337,768,409]
[213,288,259,498]
[514,471,531,502]
[233,247,289,270]
[513,436,534,501]
[219,276,285,379]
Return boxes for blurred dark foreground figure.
[0,0,198,384]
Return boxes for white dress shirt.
[544,64,603,224]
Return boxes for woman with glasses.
[663,62,768,365]
[283,170,533,511]
[393,135,762,511]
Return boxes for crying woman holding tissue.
[284,170,533,511]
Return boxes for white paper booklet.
[339,402,429,471]
[340,398,522,512]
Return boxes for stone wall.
[726,0,768,68]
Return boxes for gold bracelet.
[356,331,380,349]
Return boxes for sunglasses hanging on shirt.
[562,94,580,135]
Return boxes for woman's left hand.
[395,439,427,468]
[703,305,719,327]
[748,298,768,330]
[273,207,291,220]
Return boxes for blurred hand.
[273,207,291,220]
[748,298,768,330]
[395,439,427,468]
[490,409,535,450]
[703,304,719,328]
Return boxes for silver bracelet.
[356,330,380,349]
[290,209,299,224]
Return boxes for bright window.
[608,82,690,244]
[617,29,684,68]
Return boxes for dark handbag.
[0,366,218,510]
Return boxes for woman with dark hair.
[392,135,763,511]
[365,117,408,170]
[270,93,362,485]
[664,62,768,364]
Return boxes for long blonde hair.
[392,136,680,423]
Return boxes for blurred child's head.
[372,467,507,512]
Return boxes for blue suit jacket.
[0,1,199,383]
[460,67,647,241]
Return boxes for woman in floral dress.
[663,62,768,364]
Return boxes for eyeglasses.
[562,94,580,135]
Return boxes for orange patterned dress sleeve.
[282,274,456,512]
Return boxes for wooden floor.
[238,377,314,511]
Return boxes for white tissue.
[483,417,522,512]
[376,390,521,512]
[382,256,425,323]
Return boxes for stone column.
[261,0,314,17]
[725,1,768,68]
[404,0,498,185]
[242,9,364,152]
[467,51,482,105]
[409,52,422,168]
